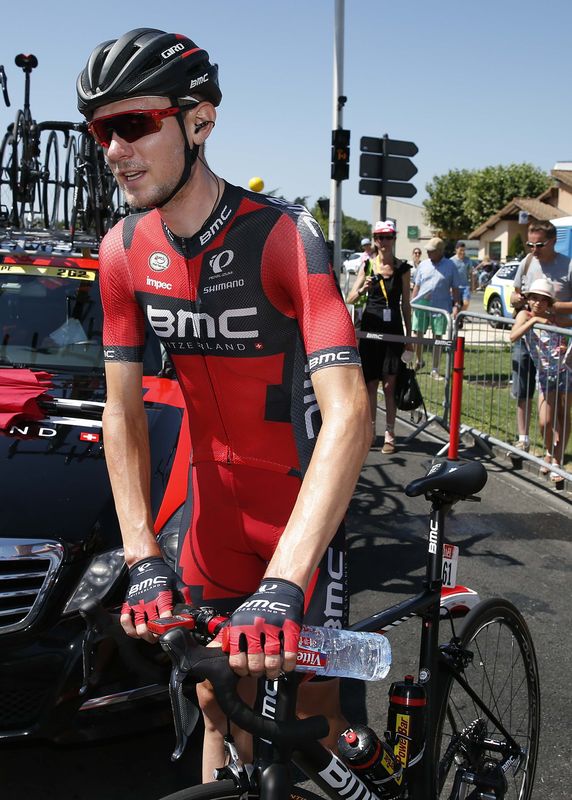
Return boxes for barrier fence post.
[448,330,465,460]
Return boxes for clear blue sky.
[2,0,571,223]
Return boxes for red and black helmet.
[77,28,221,118]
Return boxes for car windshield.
[0,262,161,374]
[495,263,519,281]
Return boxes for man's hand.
[121,557,188,643]
[221,578,304,679]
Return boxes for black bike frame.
[252,496,453,800]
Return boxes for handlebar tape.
[160,628,329,745]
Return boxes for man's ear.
[188,103,216,143]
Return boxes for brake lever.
[79,600,115,695]
[160,626,201,761]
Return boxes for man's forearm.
[265,369,370,591]
[103,402,160,566]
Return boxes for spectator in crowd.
[450,240,472,311]
[410,246,422,286]
[360,237,374,266]
[411,237,461,379]
[509,220,572,454]
[476,256,494,289]
[347,220,413,453]
[510,278,572,486]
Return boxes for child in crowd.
[510,278,572,485]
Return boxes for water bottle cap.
[344,730,358,745]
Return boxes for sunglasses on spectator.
[527,293,551,302]
[88,107,181,148]
[374,234,395,240]
[526,241,550,249]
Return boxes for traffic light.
[331,129,350,182]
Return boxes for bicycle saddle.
[15,53,38,71]
[405,458,487,499]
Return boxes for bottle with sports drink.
[295,625,391,681]
[387,675,427,771]
[338,724,402,799]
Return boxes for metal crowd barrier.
[355,304,454,443]
[349,296,571,488]
[454,311,571,486]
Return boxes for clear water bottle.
[295,625,391,680]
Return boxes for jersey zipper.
[184,248,233,464]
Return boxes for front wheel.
[158,778,324,800]
[434,598,540,799]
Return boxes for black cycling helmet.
[76,27,221,118]
[77,28,221,209]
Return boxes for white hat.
[526,278,555,300]
[373,220,396,236]
[360,237,371,246]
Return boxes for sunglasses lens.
[90,113,163,147]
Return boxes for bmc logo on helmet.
[190,73,209,90]
[161,43,185,59]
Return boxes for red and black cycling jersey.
[99,182,360,478]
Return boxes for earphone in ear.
[194,121,212,133]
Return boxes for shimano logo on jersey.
[189,73,209,90]
[146,276,173,291]
[209,249,235,274]
[161,43,185,59]
[146,304,259,341]
[203,279,245,294]
[199,205,232,245]
[149,252,170,272]
[308,349,352,371]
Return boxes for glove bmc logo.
[237,599,289,615]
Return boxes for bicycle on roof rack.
[0,53,127,239]
[144,457,540,800]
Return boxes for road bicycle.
[147,457,540,800]
[0,53,126,237]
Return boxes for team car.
[0,232,188,743]
[482,260,520,327]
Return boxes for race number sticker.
[442,543,459,588]
[0,264,96,281]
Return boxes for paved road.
[2,424,570,799]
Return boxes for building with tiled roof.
[469,163,572,261]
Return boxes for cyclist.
[76,28,370,780]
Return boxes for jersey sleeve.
[99,222,146,363]
[261,210,360,375]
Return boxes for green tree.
[508,232,525,259]
[423,169,474,240]
[424,164,552,238]
[309,199,370,250]
[464,163,551,231]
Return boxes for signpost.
[359,134,418,219]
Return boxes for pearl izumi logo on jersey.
[209,250,234,274]
[149,252,170,272]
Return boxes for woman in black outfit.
[347,220,413,453]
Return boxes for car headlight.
[63,548,126,615]
[156,505,184,571]
[63,507,184,615]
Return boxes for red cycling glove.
[221,578,304,656]
[121,557,189,626]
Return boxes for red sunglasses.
[88,106,181,148]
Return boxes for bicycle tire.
[0,131,12,216]
[157,777,324,800]
[41,130,60,229]
[63,134,77,230]
[9,110,25,226]
[434,598,540,800]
